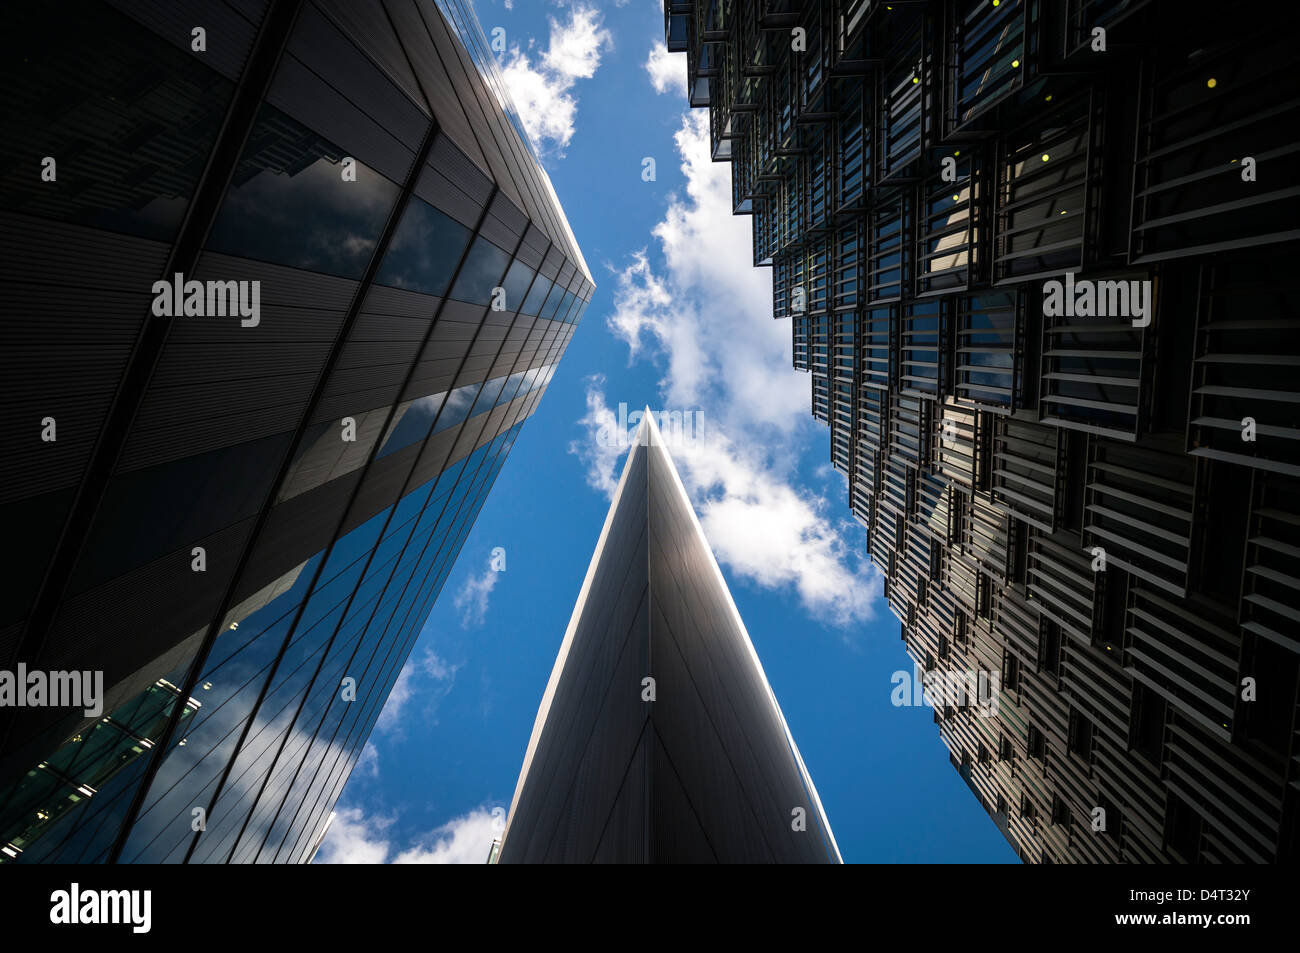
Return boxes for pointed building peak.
[500,406,841,863]
[628,405,665,449]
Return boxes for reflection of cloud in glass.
[437,381,482,433]
[522,275,552,315]
[208,132,398,279]
[449,236,511,304]
[117,549,326,861]
[277,406,391,502]
[500,259,536,311]
[374,198,472,296]
[378,393,446,459]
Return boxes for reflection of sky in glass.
[377,393,445,459]
[208,107,399,278]
[449,236,511,304]
[226,429,514,862]
[121,502,400,862]
[540,282,566,320]
[961,300,1015,397]
[474,375,508,410]
[375,198,472,296]
[119,551,326,861]
[522,275,552,315]
[435,380,482,434]
[500,259,536,312]
[559,291,578,320]
[377,364,557,458]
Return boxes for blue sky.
[315,0,1017,864]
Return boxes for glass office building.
[665,0,1299,861]
[498,412,840,863]
[0,0,592,863]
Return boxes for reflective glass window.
[375,197,472,295]
[207,105,399,278]
[499,259,535,313]
[377,394,446,459]
[449,236,511,305]
[540,282,566,320]
[521,276,552,316]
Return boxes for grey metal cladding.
[501,426,838,864]
[313,0,431,116]
[0,216,169,501]
[501,447,650,864]
[265,54,415,187]
[287,3,429,152]
[645,440,837,864]
[107,0,264,80]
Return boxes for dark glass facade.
[0,0,592,863]
[665,1,1299,862]
[499,414,840,863]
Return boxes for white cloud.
[391,807,502,864]
[645,41,688,97]
[607,112,808,430]
[678,435,881,626]
[314,804,503,865]
[498,5,613,157]
[354,741,380,779]
[454,553,501,627]
[373,647,460,736]
[570,111,881,629]
[312,806,394,865]
[569,374,625,498]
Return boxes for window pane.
[540,282,566,320]
[374,196,471,295]
[521,276,552,316]
[449,236,511,305]
[499,259,535,313]
[376,393,445,459]
[434,381,482,434]
[207,105,399,278]
[556,291,577,322]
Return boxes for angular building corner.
[498,410,841,863]
[663,1,1300,862]
[0,0,591,862]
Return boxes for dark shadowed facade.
[665,0,1300,862]
[498,412,840,863]
[0,0,591,863]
